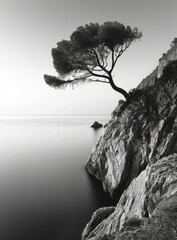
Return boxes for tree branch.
[91,48,110,75]
[108,76,129,99]
[89,79,110,84]
[86,66,110,80]
[109,41,132,73]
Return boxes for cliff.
[82,69,177,239]
[136,67,158,89]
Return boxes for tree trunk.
[108,76,129,100]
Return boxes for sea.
[0,115,114,240]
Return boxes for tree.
[44,21,142,99]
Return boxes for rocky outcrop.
[86,76,177,195]
[82,207,115,240]
[83,154,177,239]
[83,73,177,239]
[118,193,177,240]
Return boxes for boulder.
[82,207,115,240]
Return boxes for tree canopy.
[44,21,142,99]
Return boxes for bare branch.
[86,66,110,80]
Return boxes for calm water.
[0,115,114,240]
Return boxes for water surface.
[0,115,113,240]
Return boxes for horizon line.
[0,113,111,117]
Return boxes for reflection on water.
[0,116,113,240]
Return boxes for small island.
[90,121,103,129]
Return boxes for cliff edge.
[83,68,177,239]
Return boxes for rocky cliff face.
[83,73,177,240]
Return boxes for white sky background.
[0,0,177,115]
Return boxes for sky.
[0,0,177,115]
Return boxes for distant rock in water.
[91,121,103,129]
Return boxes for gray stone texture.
[83,74,177,240]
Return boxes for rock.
[86,76,177,195]
[83,74,177,240]
[117,193,177,240]
[91,121,103,129]
[83,154,177,239]
[82,207,115,240]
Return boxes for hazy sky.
[0,0,177,115]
